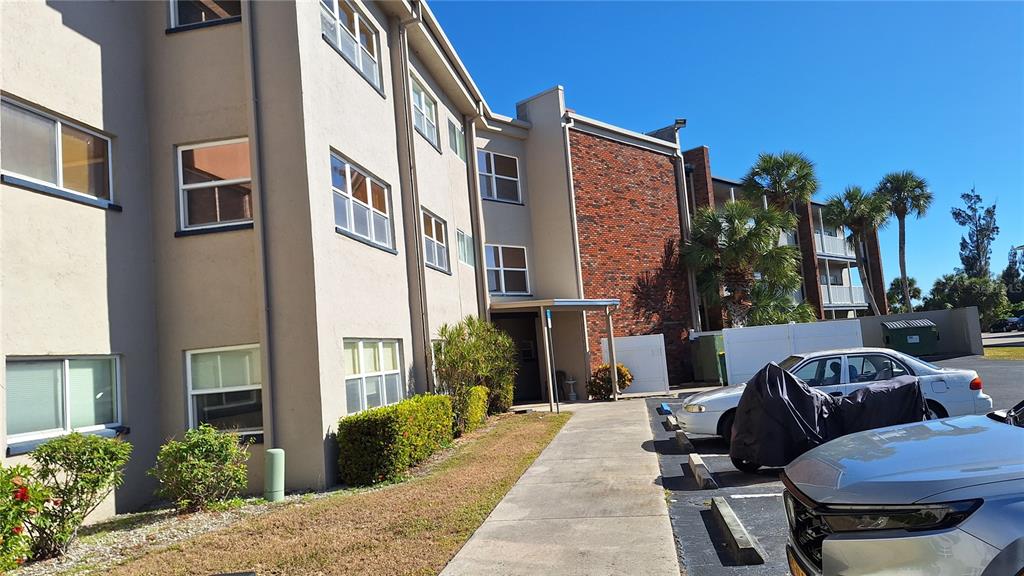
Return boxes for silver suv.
[782,400,1024,576]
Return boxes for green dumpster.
[691,333,725,384]
[881,319,939,357]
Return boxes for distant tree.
[822,186,890,316]
[876,171,932,314]
[950,187,999,278]
[886,277,922,314]
[1000,248,1024,305]
[740,151,819,210]
[922,273,1010,330]
[683,200,812,327]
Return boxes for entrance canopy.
[490,299,621,411]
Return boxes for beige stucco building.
[0,0,500,513]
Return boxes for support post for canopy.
[606,305,619,402]
[540,306,556,413]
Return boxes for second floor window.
[332,153,393,250]
[411,80,438,146]
[422,211,449,272]
[486,245,529,294]
[477,150,521,203]
[177,139,252,231]
[448,120,466,161]
[171,0,241,28]
[1,98,112,201]
[320,0,380,89]
[456,229,475,267]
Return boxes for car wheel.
[731,457,761,474]
[926,400,948,420]
[718,411,735,446]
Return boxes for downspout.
[464,107,489,319]
[391,3,435,392]
[671,122,702,332]
[243,0,277,447]
[560,115,584,298]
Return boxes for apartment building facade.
[1,0,491,512]
[1,0,888,516]
[711,177,888,320]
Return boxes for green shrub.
[149,425,250,513]
[0,464,47,570]
[337,394,453,486]
[434,316,518,431]
[27,433,131,559]
[587,363,634,401]
[464,385,489,434]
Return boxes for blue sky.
[432,1,1023,295]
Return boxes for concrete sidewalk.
[441,399,681,576]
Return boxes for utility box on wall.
[881,319,939,357]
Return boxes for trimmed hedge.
[464,386,489,434]
[337,394,453,486]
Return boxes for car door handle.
[829,391,843,397]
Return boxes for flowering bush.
[0,464,48,570]
[149,425,250,513]
[586,363,634,401]
[27,433,132,559]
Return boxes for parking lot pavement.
[646,398,789,576]
[935,355,1024,410]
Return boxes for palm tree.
[876,171,932,314]
[886,277,921,313]
[683,200,806,327]
[822,186,891,315]
[741,151,819,210]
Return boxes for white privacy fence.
[721,320,863,386]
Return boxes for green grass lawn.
[984,346,1024,361]
[98,412,570,576]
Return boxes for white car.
[677,347,993,443]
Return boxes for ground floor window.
[186,345,263,434]
[343,339,403,414]
[5,357,119,442]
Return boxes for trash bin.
[881,319,939,357]
[691,333,726,384]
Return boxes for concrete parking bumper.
[441,400,681,576]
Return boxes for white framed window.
[1,98,113,202]
[332,152,393,249]
[320,0,380,89]
[486,244,529,294]
[169,0,241,28]
[186,345,263,434]
[5,357,120,443]
[477,150,521,203]
[456,229,475,267]
[448,119,466,161]
[411,79,438,146]
[177,138,252,231]
[422,210,449,272]
[343,339,403,414]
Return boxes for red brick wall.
[569,129,693,383]
[683,146,715,209]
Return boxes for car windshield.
[779,355,803,371]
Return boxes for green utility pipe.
[264,448,285,502]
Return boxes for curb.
[674,430,694,453]
[688,453,718,489]
[710,496,766,565]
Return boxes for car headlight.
[684,404,706,413]
[821,500,981,533]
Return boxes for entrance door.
[493,313,542,403]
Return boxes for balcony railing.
[820,284,867,305]
[816,233,856,258]
[779,230,798,246]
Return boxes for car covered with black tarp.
[729,362,927,472]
